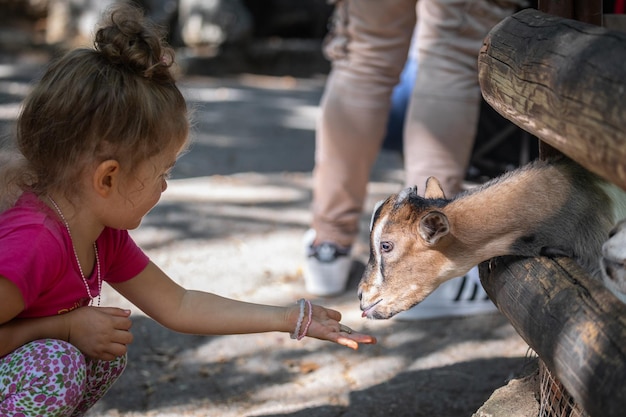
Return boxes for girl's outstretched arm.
[110,262,377,349]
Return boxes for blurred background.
[0,0,537,183]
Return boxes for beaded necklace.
[48,196,102,306]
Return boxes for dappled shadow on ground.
[95,312,531,416]
[0,62,325,179]
[175,76,324,178]
[257,357,535,417]
[135,173,314,251]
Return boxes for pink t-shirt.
[0,192,150,317]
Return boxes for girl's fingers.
[113,328,134,345]
[334,333,377,350]
[336,336,359,350]
[317,325,377,349]
[305,303,376,348]
[97,307,132,317]
[341,332,377,345]
[324,307,342,321]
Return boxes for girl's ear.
[93,160,120,197]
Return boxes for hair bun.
[94,2,174,81]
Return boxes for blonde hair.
[1,1,189,209]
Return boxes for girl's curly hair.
[4,1,189,206]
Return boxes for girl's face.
[110,143,184,230]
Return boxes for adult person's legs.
[305,0,417,296]
[405,0,519,195]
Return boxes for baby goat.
[359,157,626,319]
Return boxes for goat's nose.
[357,287,362,300]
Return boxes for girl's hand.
[65,307,133,361]
[291,302,377,350]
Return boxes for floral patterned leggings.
[0,339,126,417]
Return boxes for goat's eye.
[380,241,393,253]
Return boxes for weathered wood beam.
[479,256,626,417]
[478,8,626,189]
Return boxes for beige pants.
[311,0,520,247]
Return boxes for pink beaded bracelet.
[297,299,313,341]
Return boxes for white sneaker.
[394,266,499,320]
[303,229,352,297]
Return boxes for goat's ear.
[418,211,449,245]
[424,177,446,199]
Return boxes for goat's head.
[358,178,467,319]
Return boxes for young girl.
[0,3,376,416]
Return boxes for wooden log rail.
[479,257,626,416]
[478,8,626,190]
[477,8,626,417]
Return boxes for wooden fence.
[477,8,626,417]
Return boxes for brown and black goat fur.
[359,157,626,319]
